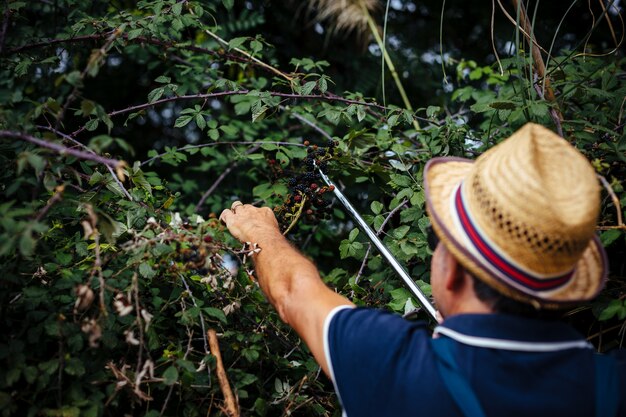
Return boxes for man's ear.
[443,252,466,292]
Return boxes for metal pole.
[316,166,438,321]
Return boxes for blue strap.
[431,337,487,417]
[433,336,620,417]
[594,353,619,417]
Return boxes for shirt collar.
[434,314,593,352]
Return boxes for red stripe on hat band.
[454,185,573,291]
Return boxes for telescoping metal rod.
[316,166,438,321]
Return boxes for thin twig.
[132,273,146,385]
[180,275,210,356]
[194,144,261,212]
[187,4,292,83]
[598,174,624,228]
[361,3,421,134]
[94,232,107,316]
[0,0,10,55]
[34,185,64,222]
[37,125,133,200]
[598,0,619,47]
[71,90,387,137]
[0,130,125,170]
[286,109,333,140]
[207,329,239,417]
[490,0,504,75]
[56,29,121,129]
[282,195,308,236]
[355,199,407,284]
[533,83,563,137]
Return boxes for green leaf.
[222,0,234,9]
[174,115,193,128]
[371,201,383,215]
[600,229,622,247]
[393,225,410,239]
[19,229,36,257]
[300,81,316,95]
[163,366,178,385]
[203,307,227,323]
[389,160,409,171]
[339,239,363,259]
[139,263,156,278]
[598,299,626,321]
[426,106,441,118]
[127,28,143,40]
[147,87,164,103]
[349,228,359,241]
[155,75,171,84]
[195,113,206,130]
[85,119,99,131]
[228,36,247,50]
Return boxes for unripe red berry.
[310,183,318,190]
[329,185,335,191]
[203,236,213,243]
[304,140,310,146]
[294,195,302,202]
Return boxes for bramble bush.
[0,1,624,416]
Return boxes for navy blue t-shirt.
[323,306,626,417]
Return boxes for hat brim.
[423,157,608,308]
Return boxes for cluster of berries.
[274,139,338,231]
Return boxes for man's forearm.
[252,230,324,324]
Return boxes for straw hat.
[424,123,608,308]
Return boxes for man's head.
[424,123,608,315]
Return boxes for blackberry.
[327,139,336,148]
[304,157,315,166]
[319,161,328,171]
[316,149,327,157]
[288,178,297,187]
[306,172,316,180]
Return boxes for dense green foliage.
[0,1,624,416]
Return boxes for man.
[220,123,625,416]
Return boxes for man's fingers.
[219,209,233,225]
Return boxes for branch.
[509,0,564,125]
[0,130,126,171]
[194,144,261,212]
[34,185,64,222]
[142,141,304,166]
[598,174,624,228]
[0,0,9,55]
[7,30,283,75]
[71,90,387,137]
[361,3,421,132]
[285,108,333,141]
[208,329,239,417]
[355,199,407,285]
[186,4,293,83]
[37,125,133,201]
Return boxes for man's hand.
[219,201,280,244]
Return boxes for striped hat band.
[449,181,575,293]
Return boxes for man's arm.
[220,202,354,376]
